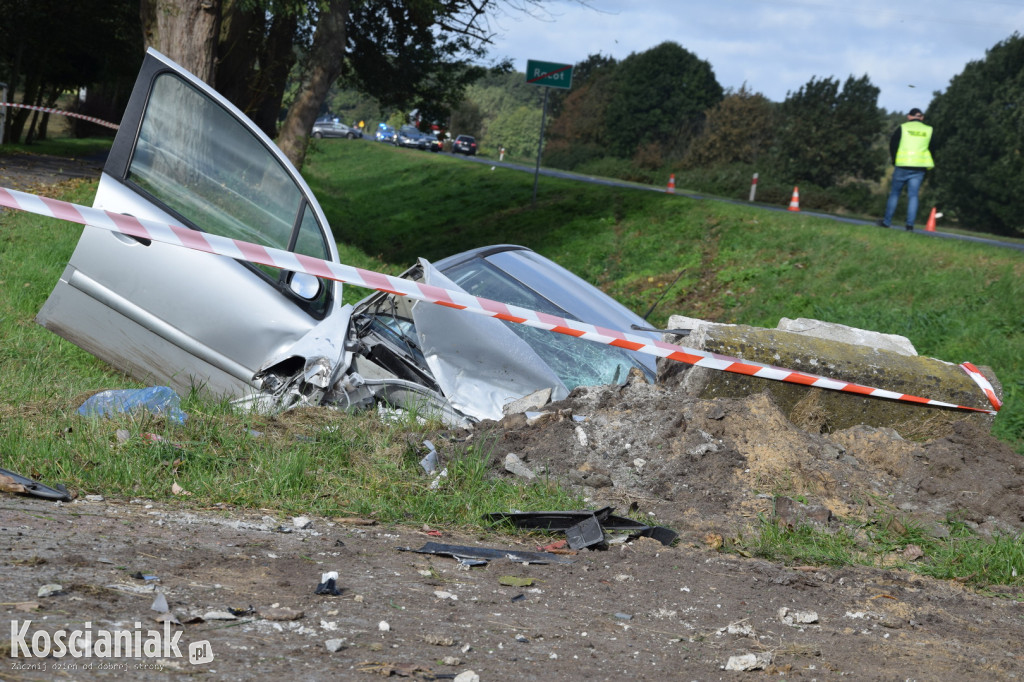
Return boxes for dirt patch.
[473,377,1024,539]
[4,378,1024,681]
[0,152,104,193]
[3,164,1023,681]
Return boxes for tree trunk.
[276,0,350,170]
[249,11,299,138]
[140,0,222,86]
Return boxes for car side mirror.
[288,272,322,300]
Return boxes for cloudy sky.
[480,0,1022,114]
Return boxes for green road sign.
[526,60,573,90]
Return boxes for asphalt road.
[455,152,1024,253]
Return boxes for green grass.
[306,140,1024,450]
[740,513,1024,593]
[1,138,1022,589]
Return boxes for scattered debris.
[203,611,238,621]
[292,516,312,529]
[357,661,432,677]
[325,638,346,653]
[724,651,773,671]
[378,621,390,632]
[150,592,169,613]
[778,607,819,626]
[419,440,439,474]
[315,571,344,596]
[0,467,73,502]
[504,452,537,480]
[423,634,455,646]
[400,541,575,565]
[36,584,63,598]
[498,576,534,587]
[258,606,304,621]
[171,482,192,496]
[76,386,188,424]
[483,507,677,549]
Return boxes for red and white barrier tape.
[960,362,1002,411]
[0,102,119,130]
[0,185,1000,415]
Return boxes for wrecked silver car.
[37,49,658,426]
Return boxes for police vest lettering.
[895,121,934,169]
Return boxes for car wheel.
[312,132,323,139]
[347,133,355,139]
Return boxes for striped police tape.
[0,102,120,130]
[0,185,1001,415]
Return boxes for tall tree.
[928,33,1024,236]
[140,0,221,84]
[543,70,616,169]
[772,75,885,187]
[140,0,499,168]
[683,85,775,168]
[603,42,723,160]
[0,0,142,143]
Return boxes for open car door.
[37,49,346,402]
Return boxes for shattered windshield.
[442,259,645,388]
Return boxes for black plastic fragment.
[399,541,574,565]
[0,467,72,502]
[483,507,677,547]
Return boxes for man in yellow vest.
[877,108,934,231]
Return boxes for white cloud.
[482,0,1022,113]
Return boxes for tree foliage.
[602,42,723,160]
[543,71,616,168]
[0,0,142,143]
[771,75,885,187]
[928,33,1024,236]
[683,85,775,168]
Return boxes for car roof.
[433,245,658,373]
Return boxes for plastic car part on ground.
[483,507,678,549]
[399,541,576,565]
[0,467,73,502]
[77,386,188,424]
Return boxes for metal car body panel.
[37,49,344,404]
[36,52,659,425]
[412,260,569,421]
[433,246,659,384]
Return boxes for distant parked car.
[375,125,397,143]
[312,117,363,139]
[397,125,442,152]
[452,135,477,156]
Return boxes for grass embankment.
[1,138,1022,590]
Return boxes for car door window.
[127,72,331,314]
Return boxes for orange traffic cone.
[788,186,800,211]
[925,207,937,232]
[667,174,676,194]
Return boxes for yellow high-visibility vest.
[895,121,934,169]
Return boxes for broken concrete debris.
[778,607,819,626]
[503,452,537,480]
[659,315,999,436]
[725,651,773,671]
[36,584,63,598]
